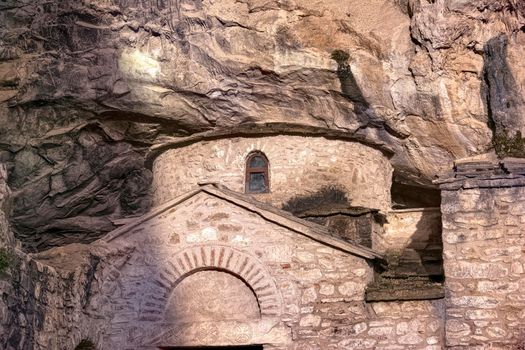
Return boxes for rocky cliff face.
[0,0,524,250]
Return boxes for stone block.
[398,333,424,345]
[352,322,368,335]
[509,201,525,215]
[511,262,524,274]
[465,309,498,320]
[477,281,518,293]
[368,326,395,338]
[301,287,317,304]
[454,213,498,227]
[318,283,334,296]
[444,229,504,243]
[447,262,508,279]
[427,336,439,344]
[486,326,507,338]
[449,296,500,308]
[446,320,471,337]
[299,314,321,327]
[338,281,361,297]
[337,338,377,349]
[295,251,315,263]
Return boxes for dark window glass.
[245,152,269,193]
[248,172,267,192]
[249,156,266,168]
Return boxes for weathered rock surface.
[0,0,524,249]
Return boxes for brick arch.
[154,244,282,317]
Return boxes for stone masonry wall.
[378,208,443,276]
[81,191,443,349]
[0,252,94,350]
[0,183,446,349]
[364,300,444,350]
[441,178,525,349]
[0,163,15,348]
[152,135,393,212]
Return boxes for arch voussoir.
[160,244,282,317]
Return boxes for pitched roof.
[101,184,382,260]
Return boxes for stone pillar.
[439,158,525,349]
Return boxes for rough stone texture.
[366,300,444,350]
[0,248,99,350]
[8,125,154,252]
[378,208,443,277]
[440,165,525,348]
[152,135,393,212]
[0,164,13,249]
[0,164,100,350]
[299,209,380,248]
[0,164,16,347]
[165,270,260,323]
[2,0,525,249]
[0,185,445,350]
[367,208,445,303]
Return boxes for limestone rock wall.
[1,0,525,250]
[0,163,15,348]
[441,173,525,348]
[0,254,93,350]
[365,300,444,349]
[0,163,96,350]
[152,135,393,212]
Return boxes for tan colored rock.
[2,0,525,248]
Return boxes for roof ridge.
[99,184,382,260]
[201,185,382,260]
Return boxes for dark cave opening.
[391,181,441,209]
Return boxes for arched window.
[245,152,269,193]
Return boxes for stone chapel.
[3,128,525,350]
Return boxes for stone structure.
[3,0,524,253]
[439,158,525,349]
[380,208,443,277]
[1,140,525,349]
[2,1,525,348]
[152,135,393,211]
[31,184,445,350]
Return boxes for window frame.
[245,152,270,194]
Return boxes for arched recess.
[165,269,260,323]
[152,244,282,318]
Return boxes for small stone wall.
[378,208,443,277]
[0,163,100,350]
[365,300,444,349]
[440,161,525,349]
[0,254,92,350]
[152,135,393,212]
